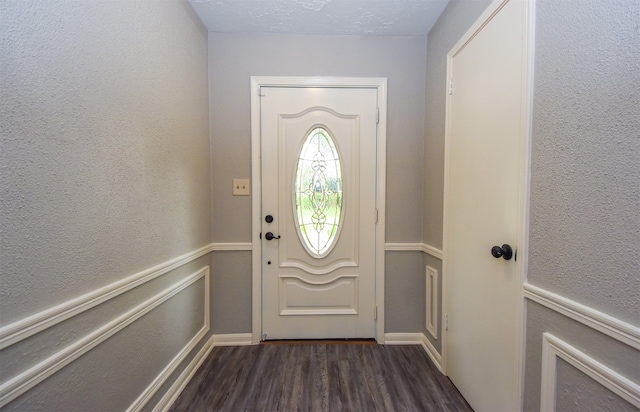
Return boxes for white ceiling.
[189,0,450,36]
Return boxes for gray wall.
[528,0,639,324]
[525,0,639,409]
[208,32,428,333]
[424,0,639,410]
[0,1,212,410]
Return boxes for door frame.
[250,76,388,344]
[441,0,534,407]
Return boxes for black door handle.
[265,232,281,241]
[491,244,513,260]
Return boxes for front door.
[260,86,378,340]
[443,0,531,410]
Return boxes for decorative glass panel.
[294,127,343,257]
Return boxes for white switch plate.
[233,179,250,196]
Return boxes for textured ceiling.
[188,0,450,36]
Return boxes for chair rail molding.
[524,283,640,350]
[384,243,443,260]
[0,267,210,409]
[0,244,216,350]
[211,243,252,251]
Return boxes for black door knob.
[491,244,513,260]
[265,232,281,241]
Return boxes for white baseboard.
[152,335,217,412]
[384,332,442,371]
[212,333,253,346]
[541,333,640,411]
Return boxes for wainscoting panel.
[127,268,211,412]
[426,266,439,339]
[0,244,215,350]
[0,267,211,409]
[540,333,640,411]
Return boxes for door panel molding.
[250,76,387,344]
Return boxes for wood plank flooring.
[169,343,472,412]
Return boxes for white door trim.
[441,0,534,408]
[250,76,387,344]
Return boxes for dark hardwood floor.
[169,342,472,412]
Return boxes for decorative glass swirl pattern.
[294,127,343,257]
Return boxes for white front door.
[443,0,532,410]
[260,86,378,340]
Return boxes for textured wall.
[423,0,639,408]
[524,1,640,409]
[529,0,640,324]
[208,33,427,333]
[423,0,492,249]
[0,1,211,409]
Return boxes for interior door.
[443,0,530,410]
[260,86,378,340]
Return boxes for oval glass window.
[294,127,343,257]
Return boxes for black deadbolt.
[265,215,274,223]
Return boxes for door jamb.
[441,0,534,408]
[250,76,388,344]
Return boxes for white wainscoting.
[0,244,216,350]
[425,266,439,339]
[384,333,442,371]
[127,268,211,412]
[524,283,640,350]
[540,333,640,411]
[0,267,211,409]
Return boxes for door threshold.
[260,338,377,345]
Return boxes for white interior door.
[443,0,531,410]
[260,86,378,340]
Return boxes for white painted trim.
[211,242,252,251]
[128,269,210,412]
[212,333,254,346]
[525,284,640,350]
[426,266,439,339]
[384,333,442,371]
[383,243,443,260]
[250,76,388,345]
[152,335,217,412]
[0,267,210,409]
[384,243,423,252]
[441,3,534,410]
[540,333,640,411]
[422,244,444,260]
[0,244,215,350]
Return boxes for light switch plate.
[233,179,250,196]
